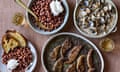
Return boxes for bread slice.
[2,34,19,53]
[6,30,27,48]
[1,30,27,53]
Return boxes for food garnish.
[7,59,19,71]
[50,0,64,16]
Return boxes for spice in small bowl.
[12,12,25,26]
[99,38,115,52]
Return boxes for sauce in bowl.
[100,38,115,52]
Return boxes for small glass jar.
[12,12,25,26]
[99,38,115,52]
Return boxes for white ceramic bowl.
[41,32,104,72]
[74,0,118,38]
[26,0,69,35]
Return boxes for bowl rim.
[26,41,37,72]
[73,0,118,38]
[26,0,69,35]
[41,32,104,72]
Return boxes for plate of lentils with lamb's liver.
[26,0,69,35]
[41,33,104,72]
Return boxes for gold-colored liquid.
[100,38,114,52]
[12,12,24,25]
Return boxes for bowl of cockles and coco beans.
[74,0,118,38]
[26,0,69,35]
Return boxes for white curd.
[7,59,19,70]
[50,0,64,16]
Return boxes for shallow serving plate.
[41,32,104,72]
[26,0,69,35]
[74,0,118,38]
[0,42,37,72]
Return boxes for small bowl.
[73,0,118,38]
[26,0,69,35]
[99,38,115,52]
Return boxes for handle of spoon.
[14,0,51,30]
[14,0,38,21]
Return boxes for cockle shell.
[77,0,115,36]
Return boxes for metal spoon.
[14,0,50,30]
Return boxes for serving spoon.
[14,0,50,30]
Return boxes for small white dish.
[0,42,37,72]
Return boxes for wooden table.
[0,0,120,72]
